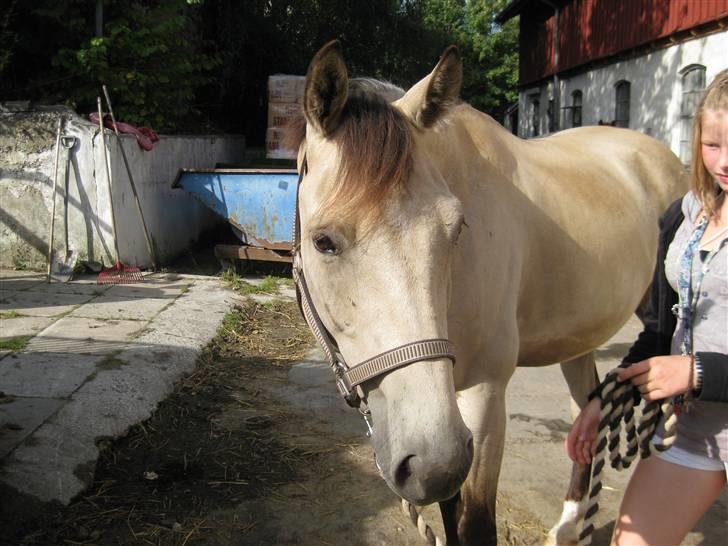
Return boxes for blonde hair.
[691,68,728,219]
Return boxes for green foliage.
[221,270,282,296]
[57,1,220,130]
[419,0,519,115]
[1,0,220,131]
[0,336,31,353]
[1,0,517,135]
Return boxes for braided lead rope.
[401,499,447,546]
[577,370,678,546]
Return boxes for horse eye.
[313,233,339,255]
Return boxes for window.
[614,81,630,128]
[547,99,556,133]
[530,96,540,137]
[505,103,519,136]
[571,90,582,128]
[680,65,706,165]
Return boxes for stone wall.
[0,105,246,270]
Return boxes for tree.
[1,0,518,138]
[419,0,518,117]
[1,0,219,131]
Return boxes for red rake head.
[97,262,144,284]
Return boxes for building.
[496,0,728,165]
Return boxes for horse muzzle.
[367,366,474,505]
[375,425,473,505]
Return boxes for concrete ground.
[280,316,728,545]
[0,269,241,505]
[1,268,725,545]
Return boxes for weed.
[222,270,283,296]
[258,276,279,292]
[0,336,31,352]
[0,311,21,319]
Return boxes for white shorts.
[654,442,728,477]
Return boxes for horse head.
[291,40,473,505]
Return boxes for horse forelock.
[284,79,414,223]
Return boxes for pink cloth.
[89,113,159,151]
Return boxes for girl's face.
[701,108,728,194]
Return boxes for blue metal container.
[172,169,298,251]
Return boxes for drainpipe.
[538,0,560,131]
[96,0,103,37]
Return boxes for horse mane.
[284,78,414,222]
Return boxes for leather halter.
[291,155,456,408]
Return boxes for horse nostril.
[394,454,415,487]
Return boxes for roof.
[496,0,552,24]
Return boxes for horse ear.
[397,45,462,128]
[304,40,349,137]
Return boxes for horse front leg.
[545,352,599,546]
[440,378,512,546]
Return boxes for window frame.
[614,80,630,128]
[679,64,706,166]
[571,90,583,128]
[530,95,540,137]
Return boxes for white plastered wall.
[517,30,728,159]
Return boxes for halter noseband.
[291,155,456,408]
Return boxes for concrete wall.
[0,106,246,270]
[515,30,728,159]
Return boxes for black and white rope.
[577,369,678,546]
[401,499,447,546]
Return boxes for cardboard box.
[268,75,305,103]
[267,101,301,130]
[266,127,296,160]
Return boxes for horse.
[287,40,688,546]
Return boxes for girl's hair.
[691,68,728,219]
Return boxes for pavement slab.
[0,270,241,508]
[142,282,239,344]
[104,278,193,299]
[26,281,112,297]
[0,397,65,460]
[23,316,144,355]
[68,294,175,321]
[0,315,56,340]
[0,290,94,317]
[0,352,100,398]
[1,420,100,504]
[0,272,46,295]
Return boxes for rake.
[96,96,143,284]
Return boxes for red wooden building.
[497,0,728,162]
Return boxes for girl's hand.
[616,355,693,401]
[565,397,601,465]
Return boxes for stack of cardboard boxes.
[266,74,305,160]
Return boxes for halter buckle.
[334,361,360,407]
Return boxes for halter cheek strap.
[291,155,456,408]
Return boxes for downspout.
[538,0,560,131]
[96,0,103,37]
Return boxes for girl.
[565,69,728,545]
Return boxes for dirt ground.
[3,284,726,545]
[3,295,550,546]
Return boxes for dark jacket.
[620,197,728,402]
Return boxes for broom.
[96,96,143,284]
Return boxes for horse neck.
[423,104,523,199]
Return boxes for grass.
[0,311,21,319]
[0,336,31,352]
[221,270,284,295]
